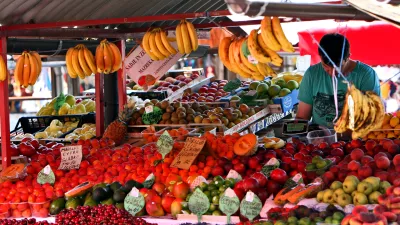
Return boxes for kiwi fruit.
[162,113,171,121]
[160,101,169,110]
[166,106,174,113]
[178,112,186,119]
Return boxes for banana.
[103,41,114,74]
[354,93,370,130]
[149,31,166,60]
[14,55,25,84]
[154,30,171,58]
[30,51,42,74]
[78,46,92,76]
[185,20,198,51]
[334,92,350,133]
[240,40,258,73]
[218,37,235,73]
[27,52,39,85]
[83,47,97,74]
[260,17,281,51]
[271,17,295,53]
[366,91,384,131]
[108,42,122,73]
[72,47,85,79]
[257,34,283,64]
[180,21,192,54]
[256,63,269,77]
[160,30,177,55]
[266,63,277,77]
[0,56,6,81]
[95,43,105,73]
[234,38,258,75]
[248,29,271,64]
[352,92,379,139]
[228,40,252,78]
[142,30,159,60]
[167,37,176,42]
[175,23,185,54]
[22,53,30,87]
[349,85,364,131]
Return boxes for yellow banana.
[142,31,159,60]
[30,51,42,74]
[22,53,30,87]
[72,47,85,79]
[27,52,39,85]
[160,30,177,55]
[95,43,105,73]
[257,34,283,64]
[175,23,185,54]
[180,21,192,54]
[185,20,198,51]
[149,31,166,60]
[103,42,114,74]
[256,63,269,77]
[167,37,176,42]
[266,63,277,77]
[0,56,6,81]
[66,48,78,78]
[248,29,271,63]
[229,40,252,78]
[218,37,235,73]
[83,47,97,74]
[108,42,122,73]
[271,17,295,53]
[234,38,259,75]
[78,46,92,76]
[260,17,281,51]
[240,43,258,73]
[154,30,171,58]
[14,55,25,84]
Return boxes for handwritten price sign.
[170,137,206,170]
[58,145,83,170]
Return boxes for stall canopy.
[298,21,400,66]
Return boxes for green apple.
[343,176,359,193]
[368,191,382,204]
[306,164,316,170]
[333,212,345,220]
[364,176,380,191]
[336,193,352,207]
[265,222,273,225]
[332,219,340,224]
[275,220,287,225]
[357,181,373,195]
[323,189,335,203]
[314,217,324,223]
[325,216,333,224]
[352,191,361,198]
[316,190,325,202]
[353,192,368,205]
[316,160,327,169]
[288,217,298,224]
[312,156,323,164]
[330,181,343,190]
[379,181,391,194]
[299,217,311,225]
[333,188,345,202]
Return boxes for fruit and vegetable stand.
[0,1,399,225]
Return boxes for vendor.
[296,33,380,128]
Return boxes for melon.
[233,134,258,156]
[65,181,94,198]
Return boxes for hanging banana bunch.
[14,51,42,87]
[175,19,198,55]
[142,28,178,61]
[95,39,122,74]
[0,56,7,82]
[66,44,96,79]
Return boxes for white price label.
[246,191,255,202]
[225,188,236,198]
[58,145,83,170]
[129,187,139,197]
[145,105,154,113]
[267,157,278,166]
[248,55,258,64]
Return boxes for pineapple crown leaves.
[118,103,135,123]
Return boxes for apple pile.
[180,81,230,103]
[342,205,390,225]
[375,179,400,223]
[154,74,199,92]
[234,172,273,203]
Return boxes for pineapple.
[103,104,134,145]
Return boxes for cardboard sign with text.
[58,145,83,170]
[170,137,206,170]
[124,43,183,85]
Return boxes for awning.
[298,21,400,66]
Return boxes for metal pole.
[117,40,127,112]
[0,37,11,169]
[104,72,118,129]
[95,72,104,137]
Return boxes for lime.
[278,88,291,97]
[207,184,217,191]
[213,176,224,183]
[214,180,224,188]
[207,195,212,202]
[275,79,287,88]
[256,83,269,95]
[203,190,211,198]
[249,81,260,91]
[268,85,281,97]
[212,210,222,216]
[225,178,236,187]
[212,195,220,205]
[219,192,225,198]
[211,190,220,197]
[218,186,226,193]
[199,182,208,190]
[287,80,299,90]
[209,203,217,212]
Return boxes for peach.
[381,139,395,150]
[374,171,389,181]
[361,156,374,165]
[376,156,391,170]
[393,155,400,166]
[358,165,373,179]
[351,148,364,161]
[365,140,377,151]
[351,139,363,149]
[348,160,361,171]
[374,152,387,161]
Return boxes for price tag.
[142,106,163,125]
[226,170,242,181]
[284,173,304,188]
[37,165,55,185]
[220,188,240,224]
[58,145,83,170]
[240,191,262,222]
[247,55,258,64]
[261,157,280,177]
[142,173,155,189]
[124,187,145,216]
[209,127,217,135]
[145,105,154,113]
[188,188,210,223]
[246,191,254,202]
[189,176,207,191]
[170,137,206,170]
[282,120,309,135]
[223,79,241,92]
[156,131,173,159]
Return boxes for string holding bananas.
[95,39,122,74]
[334,85,384,140]
[14,51,42,87]
[0,56,7,82]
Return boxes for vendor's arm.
[296,68,313,121]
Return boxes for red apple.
[251,172,268,187]
[172,182,190,199]
[233,187,245,200]
[146,201,164,217]
[248,157,260,169]
[19,142,36,157]
[351,139,363,148]
[266,180,282,196]
[348,160,361,171]
[331,148,344,157]
[161,194,175,213]
[270,168,288,185]
[358,165,373,179]
[350,148,364,161]
[234,163,246,175]
[361,156,374,165]
[242,177,259,192]
[393,154,400,166]
[374,171,389,181]
[376,156,391,170]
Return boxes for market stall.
[0,0,399,225]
